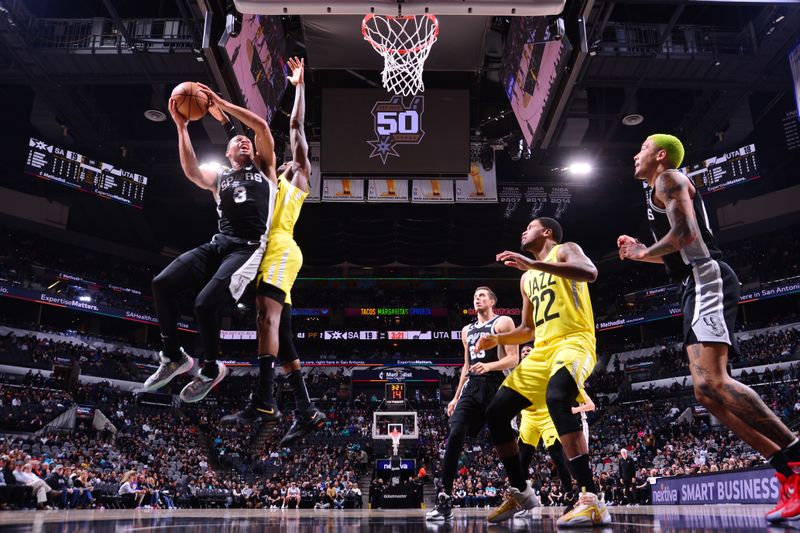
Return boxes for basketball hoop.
[362,14,439,96]
[389,428,402,456]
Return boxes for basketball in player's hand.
[170,82,209,121]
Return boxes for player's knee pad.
[277,305,299,365]
[545,367,582,436]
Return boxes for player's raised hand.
[195,82,226,109]
[619,240,648,261]
[496,251,538,272]
[168,98,188,128]
[617,234,639,249]
[287,57,305,86]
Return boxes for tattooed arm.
[620,171,699,261]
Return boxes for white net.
[362,14,439,96]
[390,430,402,455]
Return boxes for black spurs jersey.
[645,175,722,281]
[465,315,505,380]
[215,164,277,242]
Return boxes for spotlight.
[78,295,92,303]
[567,162,592,175]
[200,161,222,172]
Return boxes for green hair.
[648,133,685,169]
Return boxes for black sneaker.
[279,406,326,448]
[220,401,281,425]
[426,492,452,521]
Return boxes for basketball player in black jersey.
[426,287,518,521]
[619,133,800,523]
[143,90,278,404]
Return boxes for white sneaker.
[143,349,194,391]
[487,482,539,523]
[179,361,227,402]
[513,508,530,519]
[557,491,611,527]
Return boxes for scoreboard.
[680,144,759,195]
[24,137,148,208]
[385,382,406,404]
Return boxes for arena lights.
[199,161,222,172]
[567,162,592,175]
[78,295,92,302]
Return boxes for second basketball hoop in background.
[362,13,439,96]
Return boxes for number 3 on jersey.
[233,186,247,204]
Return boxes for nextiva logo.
[652,482,679,504]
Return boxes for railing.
[26,17,194,51]
[599,22,753,57]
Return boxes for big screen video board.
[223,14,287,124]
[501,17,571,147]
[321,89,469,177]
[24,137,147,208]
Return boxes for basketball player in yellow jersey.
[475,217,610,527]
[221,57,325,447]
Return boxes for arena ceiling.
[0,0,799,267]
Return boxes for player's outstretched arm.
[620,171,699,261]
[496,244,597,283]
[287,57,311,193]
[571,393,596,414]
[617,235,664,264]
[196,83,276,176]
[169,98,217,191]
[474,277,535,352]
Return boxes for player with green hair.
[646,133,685,168]
[617,134,800,524]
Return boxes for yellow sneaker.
[556,491,611,528]
[487,482,539,523]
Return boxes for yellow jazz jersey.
[257,175,308,304]
[523,244,595,347]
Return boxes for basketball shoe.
[426,492,453,521]
[179,361,228,403]
[556,490,611,527]
[486,482,539,523]
[279,406,326,448]
[220,393,281,425]
[143,348,194,391]
[766,465,800,523]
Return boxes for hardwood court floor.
[0,504,784,532]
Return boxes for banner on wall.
[283,142,322,202]
[651,467,778,505]
[411,179,454,203]
[455,150,498,203]
[322,179,364,202]
[498,183,569,219]
[368,179,410,202]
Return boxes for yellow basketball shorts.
[519,408,560,448]
[256,235,303,305]
[502,332,596,410]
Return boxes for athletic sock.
[568,454,597,494]
[287,369,312,411]
[257,354,277,404]
[160,335,180,361]
[548,441,575,491]
[770,451,795,477]
[783,438,800,463]
[499,453,527,492]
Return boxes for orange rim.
[362,14,439,55]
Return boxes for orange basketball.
[170,81,209,121]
